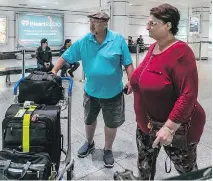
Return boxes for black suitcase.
[0,148,52,180]
[2,103,61,170]
[18,71,64,105]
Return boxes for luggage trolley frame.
[13,76,74,180]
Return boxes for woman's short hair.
[150,4,180,35]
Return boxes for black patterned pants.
[136,126,198,180]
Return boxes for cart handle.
[13,77,25,95]
[14,77,73,96]
[60,77,73,96]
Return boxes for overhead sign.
[16,13,64,48]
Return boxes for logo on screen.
[21,20,61,27]
[21,20,29,26]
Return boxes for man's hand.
[152,126,173,148]
[51,68,58,75]
[51,57,66,75]
[124,81,133,95]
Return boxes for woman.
[130,4,206,179]
[59,39,80,77]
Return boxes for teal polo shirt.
[62,29,132,99]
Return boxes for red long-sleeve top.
[130,41,206,142]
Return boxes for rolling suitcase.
[2,103,61,170]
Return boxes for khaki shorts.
[83,91,125,128]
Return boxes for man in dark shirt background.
[136,35,144,52]
[59,39,80,77]
[36,38,54,72]
[128,36,134,53]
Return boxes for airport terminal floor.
[0,51,212,180]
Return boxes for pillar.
[100,0,129,39]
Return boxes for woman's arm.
[165,48,198,131]
[153,47,198,147]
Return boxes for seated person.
[59,39,80,77]
[36,38,54,72]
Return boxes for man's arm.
[125,63,134,80]
[120,36,134,94]
[52,57,65,74]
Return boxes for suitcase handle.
[14,77,25,95]
[60,77,73,96]
[4,160,31,180]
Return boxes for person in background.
[128,36,134,53]
[36,38,54,72]
[136,35,144,52]
[59,39,80,77]
[130,4,206,179]
[52,12,134,168]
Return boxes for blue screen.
[17,13,64,48]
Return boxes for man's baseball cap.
[41,38,48,44]
[87,11,110,22]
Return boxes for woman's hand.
[152,126,174,148]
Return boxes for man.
[136,35,144,53]
[36,38,54,72]
[128,36,135,53]
[59,39,80,77]
[52,12,134,168]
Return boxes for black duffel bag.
[0,148,52,180]
[18,71,64,105]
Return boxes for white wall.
[64,12,90,43]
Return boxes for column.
[188,6,210,60]
[100,0,129,39]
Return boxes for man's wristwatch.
[163,125,175,136]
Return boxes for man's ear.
[104,22,108,28]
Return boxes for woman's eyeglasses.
[147,21,164,27]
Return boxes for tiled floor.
[0,52,211,180]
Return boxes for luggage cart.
[13,76,74,180]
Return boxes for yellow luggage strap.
[22,105,37,152]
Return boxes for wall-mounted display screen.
[189,15,200,34]
[16,13,64,48]
[0,16,7,44]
